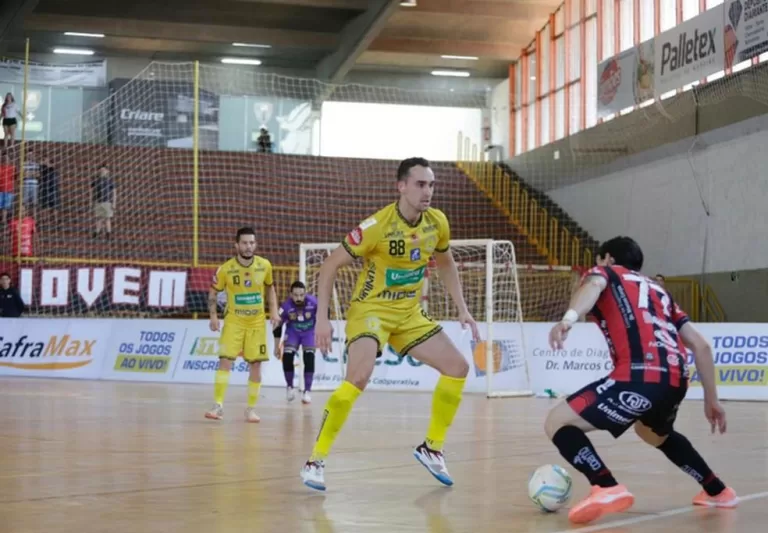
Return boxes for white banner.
[655,4,725,94]
[0,60,107,87]
[2,319,767,402]
[101,320,187,382]
[0,318,112,378]
[597,39,655,117]
[724,0,768,69]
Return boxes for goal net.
[299,239,576,397]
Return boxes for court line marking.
[551,490,768,533]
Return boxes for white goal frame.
[298,239,534,398]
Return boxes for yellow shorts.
[345,303,442,356]
[219,322,268,363]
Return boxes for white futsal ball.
[528,464,573,512]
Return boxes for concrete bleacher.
[10,142,547,267]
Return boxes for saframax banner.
[1,318,767,401]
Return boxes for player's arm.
[433,250,469,317]
[549,270,607,350]
[678,321,726,432]
[432,211,479,340]
[316,246,356,323]
[208,266,225,330]
[562,273,608,325]
[678,323,716,398]
[263,262,279,327]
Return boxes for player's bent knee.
[634,422,668,447]
[345,337,379,391]
[544,400,582,440]
[218,358,234,371]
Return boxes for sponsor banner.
[0,60,107,87]
[11,263,216,316]
[0,318,111,378]
[101,320,187,381]
[172,321,288,386]
[3,319,768,402]
[724,0,768,68]
[655,4,725,94]
[528,322,768,401]
[108,78,219,149]
[597,39,655,117]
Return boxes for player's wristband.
[561,309,579,327]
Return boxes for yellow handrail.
[457,160,593,267]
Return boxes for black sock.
[552,426,618,488]
[657,431,726,496]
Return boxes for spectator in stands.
[0,151,15,227]
[92,164,116,239]
[655,273,666,287]
[0,272,25,317]
[1,93,18,150]
[257,127,273,153]
[9,201,36,258]
[39,157,61,228]
[22,147,39,220]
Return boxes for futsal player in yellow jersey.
[206,227,280,423]
[300,157,480,491]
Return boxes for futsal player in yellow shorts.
[300,157,480,491]
[206,227,279,423]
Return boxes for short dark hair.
[655,273,665,280]
[397,157,430,182]
[236,227,256,241]
[0,272,10,279]
[290,281,305,291]
[597,236,644,271]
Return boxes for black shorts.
[567,375,688,438]
[2,118,16,127]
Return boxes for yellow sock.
[425,375,466,451]
[310,380,362,461]
[214,369,231,404]
[247,380,261,407]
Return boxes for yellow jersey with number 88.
[342,202,450,312]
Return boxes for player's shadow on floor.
[414,487,455,533]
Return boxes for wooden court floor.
[0,377,765,533]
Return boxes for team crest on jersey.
[305,312,311,318]
[244,279,252,287]
[410,248,421,261]
[289,312,297,320]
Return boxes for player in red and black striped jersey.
[543,236,737,525]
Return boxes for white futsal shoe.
[302,391,312,404]
[413,442,454,486]
[301,460,326,491]
[244,407,260,423]
[287,387,296,402]
[204,403,223,420]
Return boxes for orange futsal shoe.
[693,486,738,508]
[568,485,635,524]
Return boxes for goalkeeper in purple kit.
[273,281,319,404]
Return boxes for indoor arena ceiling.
[0,0,561,80]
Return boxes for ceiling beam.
[316,0,398,83]
[369,37,519,61]
[24,13,337,49]
[399,0,555,19]
[231,0,369,8]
